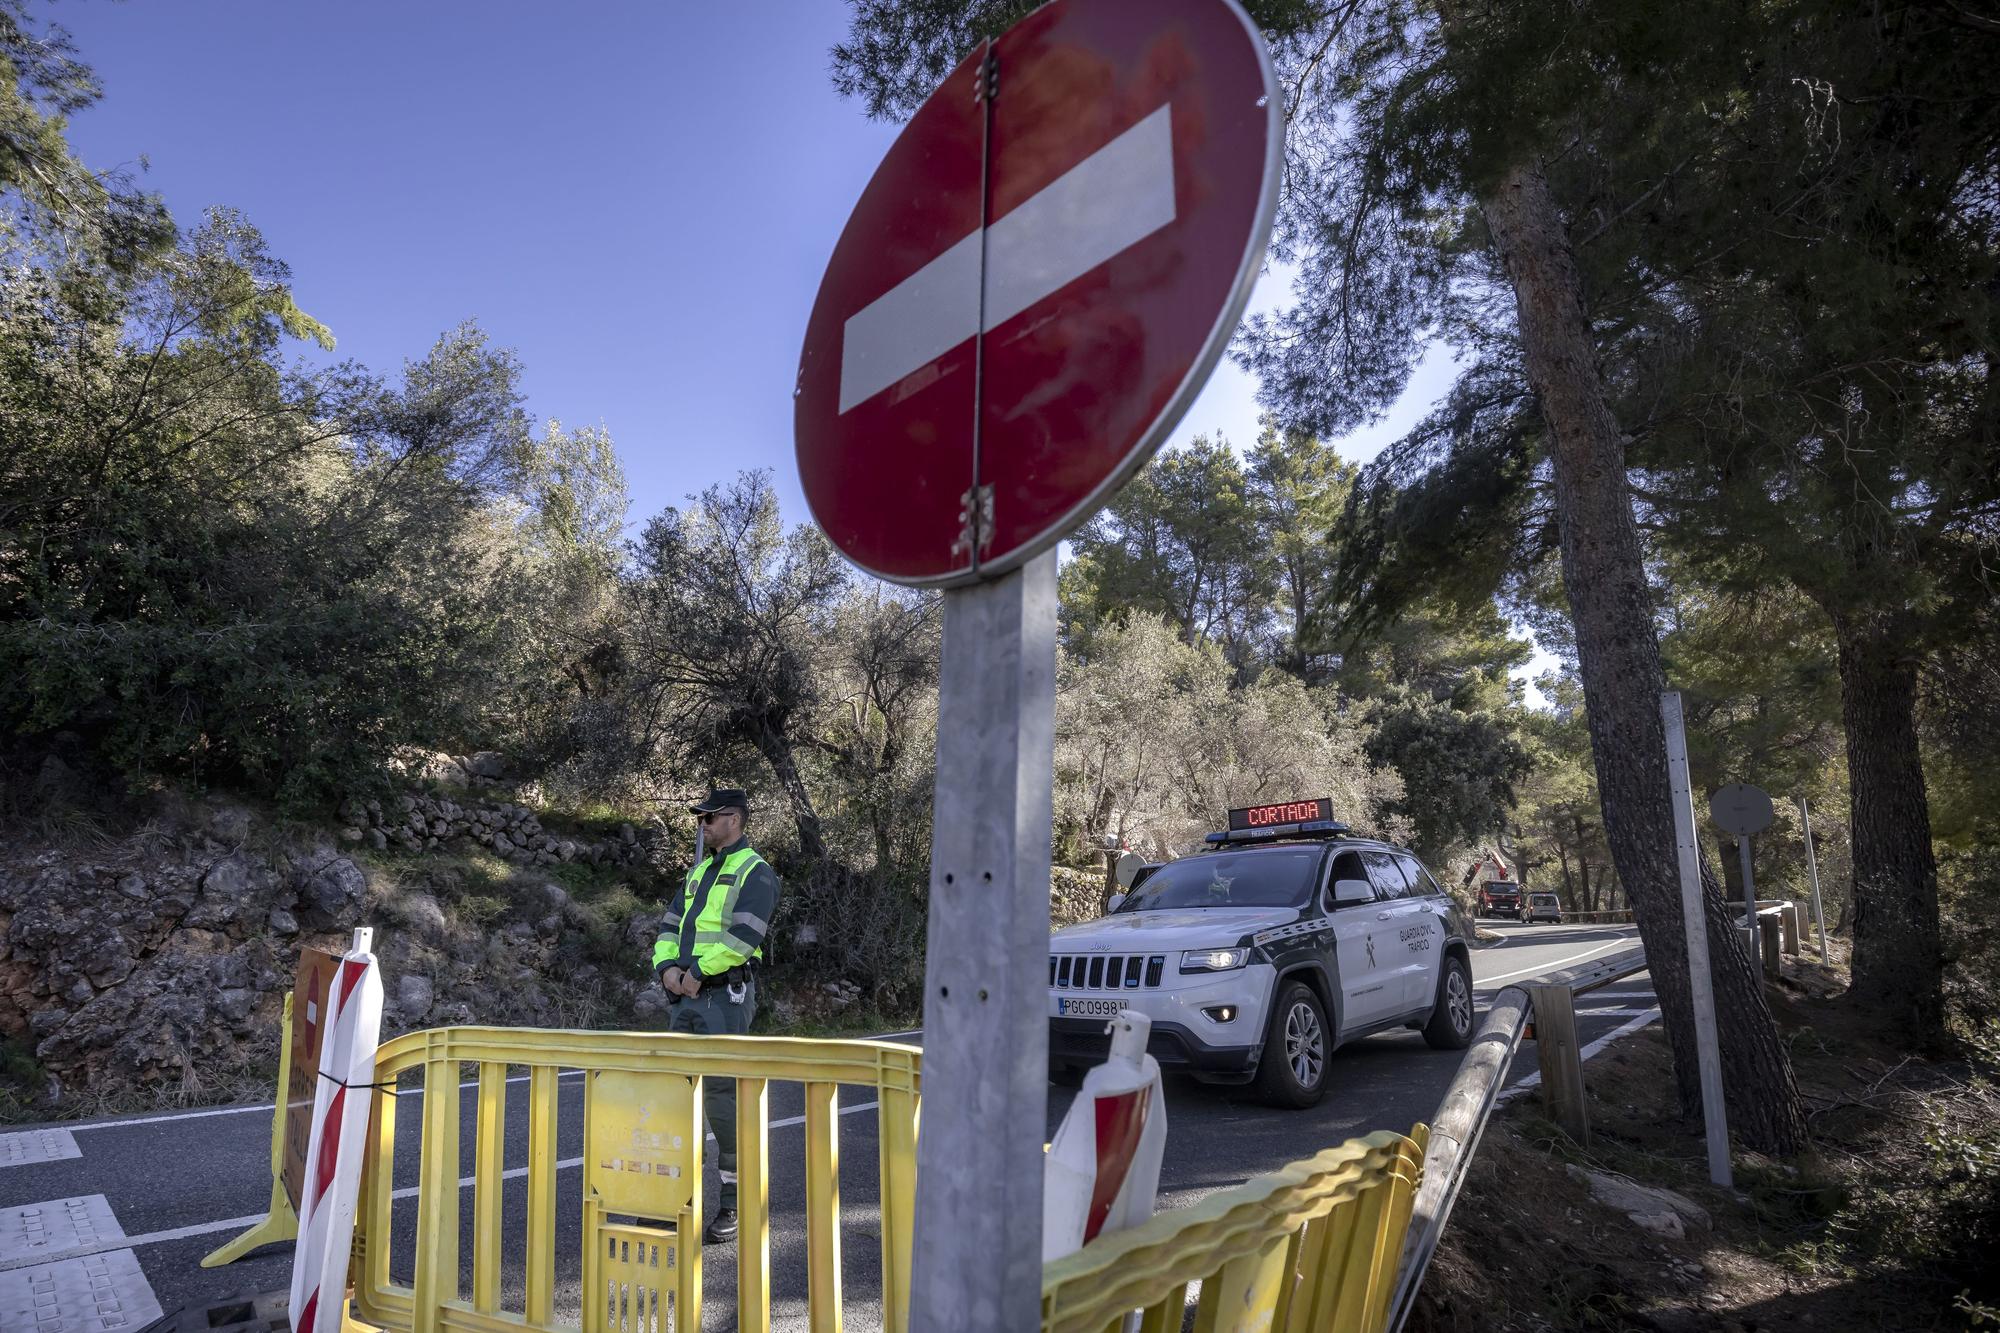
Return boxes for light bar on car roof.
[1204,819,1352,845]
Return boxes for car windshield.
[1116,847,1320,912]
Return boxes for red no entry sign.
[796,0,1280,585]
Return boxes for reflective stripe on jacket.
[652,841,779,978]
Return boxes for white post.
[910,552,1057,1331]
[1661,692,1732,1188]
[1797,797,1829,963]
[1738,834,1758,959]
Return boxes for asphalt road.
[1,920,1649,1331]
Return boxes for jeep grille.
[1050,954,1166,990]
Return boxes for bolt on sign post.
[794,0,1279,1324]
[1710,782,1775,957]
[1663,693,1732,1188]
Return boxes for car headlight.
[1180,947,1249,973]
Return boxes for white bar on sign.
[983,103,1176,330]
[839,232,983,414]
[837,103,1176,416]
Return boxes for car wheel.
[1254,980,1330,1109]
[1423,954,1475,1050]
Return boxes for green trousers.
[667,977,756,1211]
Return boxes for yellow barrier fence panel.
[340,1027,924,1333]
[409,1050,462,1333]
[1135,1281,1188,1333]
[875,1056,921,1333]
[473,1062,506,1314]
[804,1080,843,1333]
[525,1065,559,1326]
[739,1076,772,1333]
[202,991,300,1267]
[584,1067,699,1331]
[1040,1129,1429,1333]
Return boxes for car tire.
[1254,980,1330,1109]
[1423,954,1476,1050]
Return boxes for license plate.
[1058,998,1126,1018]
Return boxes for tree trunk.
[752,723,829,865]
[1481,162,1807,1154]
[1830,607,1943,1040]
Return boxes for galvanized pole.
[1661,692,1732,1188]
[1738,833,1758,957]
[1797,797,1829,962]
[910,552,1057,1331]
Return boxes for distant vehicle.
[1046,797,1477,1109]
[1465,847,1523,919]
[1476,878,1523,919]
[1523,891,1563,925]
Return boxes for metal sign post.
[1797,797,1829,962]
[792,3,1279,1322]
[1710,782,1775,956]
[912,553,1057,1329]
[1662,692,1733,1188]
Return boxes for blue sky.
[54,1,1544,686]
[54,1,1457,517]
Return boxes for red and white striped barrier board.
[288,927,383,1333]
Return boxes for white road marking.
[1477,937,1639,987]
[0,1128,81,1168]
[0,1196,123,1265]
[0,1246,162,1329]
[838,102,1177,413]
[1498,1007,1663,1104]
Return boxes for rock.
[267,907,299,936]
[216,988,257,1024]
[540,882,570,915]
[465,751,507,779]
[619,824,637,843]
[392,891,449,942]
[65,979,93,1005]
[536,914,563,938]
[396,973,435,1021]
[116,874,148,900]
[1567,1167,1712,1232]
[633,988,672,1021]
[209,807,252,845]
[366,829,387,851]
[339,827,363,845]
[78,934,132,988]
[1629,1209,1685,1240]
[302,855,367,919]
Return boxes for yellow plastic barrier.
[340,1024,922,1333]
[203,991,300,1267]
[1039,1126,1429,1333]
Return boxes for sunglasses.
[698,810,736,824]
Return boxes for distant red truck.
[1476,878,1524,919]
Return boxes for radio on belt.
[1045,796,1479,1110]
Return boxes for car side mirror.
[1332,877,1373,906]
[1106,892,1127,913]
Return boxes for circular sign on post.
[795,0,1281,586]
[1709,783,1775,836]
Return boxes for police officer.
[654,787,779,1244]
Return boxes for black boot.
[703,1208,739,1244]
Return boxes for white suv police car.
[1047,799,1477,1108]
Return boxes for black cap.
[689,787,749,815]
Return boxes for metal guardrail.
[1385,944,1648,1330]
[1041,1128,1430,1333]
[345,1025,922,1333]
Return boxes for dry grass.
[1412,963,2000,1332]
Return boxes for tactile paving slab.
[0,1196,123,1264]
[0,1130,82,1169]
[0,1248,163,1333]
